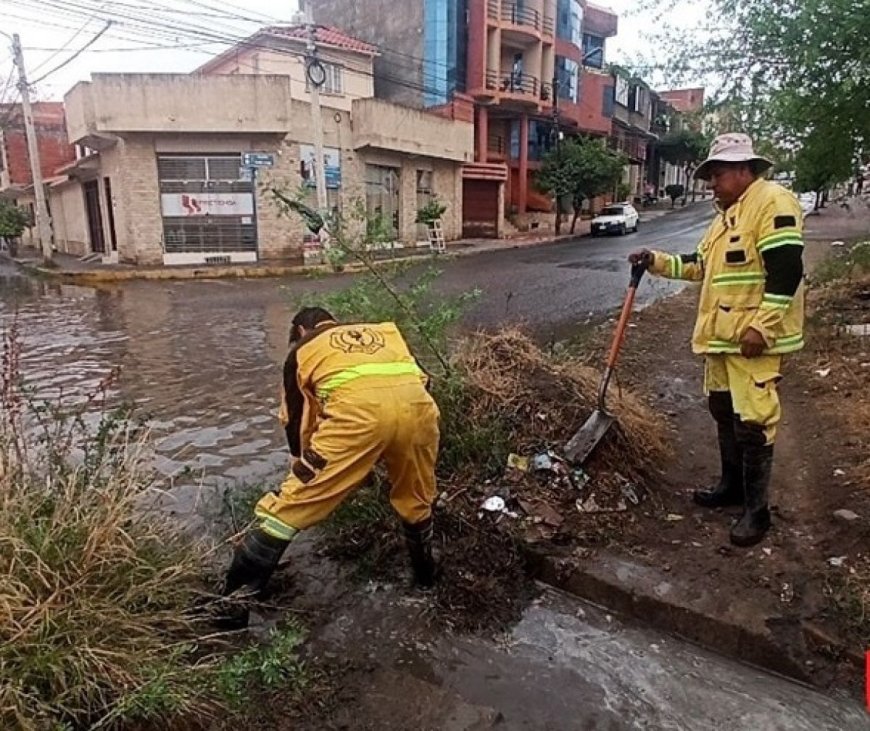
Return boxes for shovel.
[564,261,647,465]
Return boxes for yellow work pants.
[255,380,440,538]
[704,354,783,445]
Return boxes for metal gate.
[157,155,256,263]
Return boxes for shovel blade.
[564,410,615,465]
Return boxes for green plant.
[415,197,448,225]
[665,184,685,207]
[0,200,30,239]
[616,183,631,202]
[812,241,870,284]
[213,623,310,711]
[537,137,627,234]
[0,323,222,730]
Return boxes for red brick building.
[0,102,75,198]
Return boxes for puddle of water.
[0,263,294,512]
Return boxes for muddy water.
[0,262,302,514]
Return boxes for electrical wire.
[29,22,113,86]
[5,0,701,105]
[29,16,96,75]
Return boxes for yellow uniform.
[255,321,440,540]
[649,179,805,444]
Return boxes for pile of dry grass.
[449,327,672,482]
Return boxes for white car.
[591,203,639,236]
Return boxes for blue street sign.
[242,152,275,168]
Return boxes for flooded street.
[0,206,704,506]
[1,261,296,503]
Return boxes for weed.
[812,240,870,284]
[1,324,222,729]
[213,622,310,711]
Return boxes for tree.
[536,137,627,235]
[0,202,30,255]
[792,126,853,210]
[655,129,709,204]
[664,184,685,208]
[646,0,869,162]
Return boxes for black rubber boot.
[730,424,773,547]
[693,391,744,508]
[402,516,438,588]
[216,529,290,629]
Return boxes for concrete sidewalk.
[3,198,703,284]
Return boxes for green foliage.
[664,184,685,205]
[0,326,220,729]
[213,623,310,711]
[656,129,710,172]
[616,183,631,202]
[793,126,854,194]
[430,373,512,480]
[646,0,869,156]
[537,137,627,233]
[812,241,870,284]
[0,200,30,239]
[415,197,448,225]
[537,137,627,202]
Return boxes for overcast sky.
[0,0,706,104]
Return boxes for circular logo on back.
[329,327,386,355]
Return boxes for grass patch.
[825,555,870,647]
[213,622,311,712]
[811,240,870,284]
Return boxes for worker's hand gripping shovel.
[564,259,648,465]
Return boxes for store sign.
[160,193,254,217]
[300,144,342,189]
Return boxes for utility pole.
[303,4,329,226]
[11,34,53,263]
[551,75,563,232]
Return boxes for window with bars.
[157,154,256,253]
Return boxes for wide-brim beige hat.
[694,132,773,180]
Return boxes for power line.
[30,22,113,86]
[15,0,458,98]
[30,16,96,75]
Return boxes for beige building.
[50,27,473,267]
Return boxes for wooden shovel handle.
[605,263,646,369]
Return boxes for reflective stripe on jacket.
[649,179,805,356]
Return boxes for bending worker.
[223,307,440,603]
[630,133,804,547]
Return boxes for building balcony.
[352,99,474,163]
[487,2,554,43]
[485,71,542,107]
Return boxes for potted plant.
[416,198,447,230]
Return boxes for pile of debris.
[321,328,674,632]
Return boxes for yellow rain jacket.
[650,179,805,355]
[257,321,439,538]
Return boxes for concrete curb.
[525,548,863,686]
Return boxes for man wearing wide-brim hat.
[630,133,805,547]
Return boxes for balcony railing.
[486,70,540,98]
[542,15,555,35]
[487,0,499,21]
[501,3,541,32]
